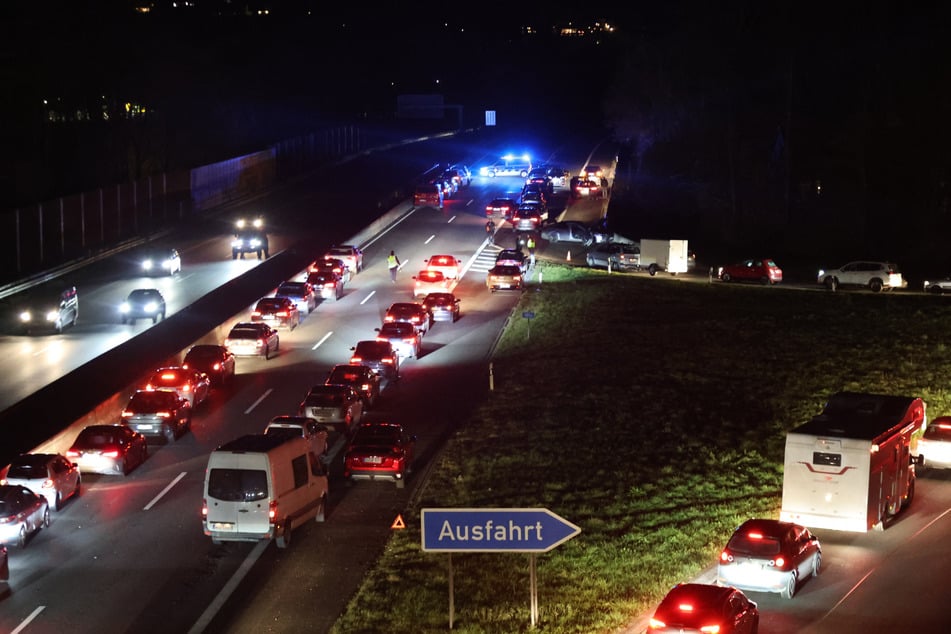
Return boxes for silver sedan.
[0,484,50,548]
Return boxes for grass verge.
[330,261,951,633]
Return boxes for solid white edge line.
[244,388,273,414]
[312,331,333,350]
[10,606,45,634]
[360,291,375,305]
[187,539,269,634]
[143,471,187,511]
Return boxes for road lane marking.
[360,291,375,305]
[244,388,273,414]
[188,540,269,634]
[143,471,187,510]
[425,234,435,244]
[11,607,45,634]
[312,331,333,350]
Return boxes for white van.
[202,434,329,548]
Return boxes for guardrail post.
[489,362,494,391]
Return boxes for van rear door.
[205,453,272,540]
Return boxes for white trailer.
[638,239,689,276]
[780,392,925,532]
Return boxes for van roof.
[216,433,295,453]
[792,392,923,441]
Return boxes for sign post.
[522,310,535,340]
[422,508,581,628]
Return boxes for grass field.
[330,262,951,634]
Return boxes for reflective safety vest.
[387,255,398,269]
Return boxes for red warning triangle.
[391,514,406,530]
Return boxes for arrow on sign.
[421,508,581,553]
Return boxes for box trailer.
[780,392,925,532]
[639,239,689,276]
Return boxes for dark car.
[231,218,269,259]
[182,344,236,387]
[350,340,400,381]
[0,484,50,548]
[511,204,545,231]
[121,389,193,443]
[15,285,79,334]
[312,256,351,284]
[120,288,166,324]
[717,518,821,599]
[569,176,603,199]
[275,281,317,314]
[718,259,783,285]
[307,271,345,301]
[251,296,300,330]
[525,167,554,194]
[540,221,594,246]
[343,422,416,489]
[224,322,280,359]
[521,183,551,206]
[485,197,518,219]
[648,583,759,633]
[326,364,382,407]
[383,302,431,336]
[66,424,149,476]
[138,247,181,276]
[422,292,460,323]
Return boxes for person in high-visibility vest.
[526,235,536,267]
[387,250,401,283]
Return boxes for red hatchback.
[718,258,783,285]
[343,422,416,488]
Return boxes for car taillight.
[648,617,666,629]
[201,499,208,519]
[376,336,387,343]
[699,626,721,633]
[121,410,133,417]
[773,556,786,567]
[102,450,120,458]
[411,316,421,324]
[276,311,288,317]
[269,500,279,523]
[252,311,261,317]
[382,358,394,364]
[255,339,265,348]
[182,384,191,392]
[384,316,394,322]
[361,383,371,391]
[157,411,172,418]
[719,549,733,563]
[351,356,362,363]
[66,449,80,458]
[145,384,155,391]
[212,362,221,371]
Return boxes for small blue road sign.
[421,508,581,553]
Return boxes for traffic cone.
[566,250,571,262]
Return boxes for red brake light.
[351,356,362,363]
[252,311,262,317]
[161,372,176,380]
[774,556,786,567]
[678,603,694,612]
[66,449,80,457]
[212,362,221,371]
[121,411,133,417]
[102,450,120,458]
[182,384,191,392]
[157,411,172,418]
[648,618,666,630]
[269,500,278,523]
[202,499,208,518]
[719,550,731,563]
[41,478,55,489]
[747,532,763,539]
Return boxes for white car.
[413,270,453,298]
[1,453,81,511]
[424,254,463,279]
[916,416,951,469]
[140,247,181,276]
[923,277,951,294]
[817,261,904,292]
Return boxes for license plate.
[364,456,383,464]
[211,522,235,530]
[137,424,153,431]
[499,283,510,288]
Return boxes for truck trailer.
[639,239,690,276]
[780,392,925,532]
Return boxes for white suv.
[817,261,904,292]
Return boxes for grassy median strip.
[330,262,951,634]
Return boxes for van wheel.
[648,264,659,276]
[315,494,327,523]
[276,521,291,549]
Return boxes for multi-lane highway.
[4,126,951,634]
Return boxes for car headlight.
[144,302,157,312]
[231,239,242,247]
[120,303,131,313]
[142,259,154,270]
[19,311,31,323]
[45,310,59,322]
[249,239,261,247]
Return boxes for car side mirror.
[374,328,381,332]
[912,454,924,466]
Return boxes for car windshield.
[256,299,285,311]
[352,427,401,447]
[380,324,414,337]
[76,429,118,447]
[355,342,389,357]
[924,422,951,441]
[185,347,222,361]
[427,294,452,306]
[130,391,177,409]
[328,248,352,257]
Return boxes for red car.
[648,583,759,633]
[344,422,416,488]
[718,258,783,285]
